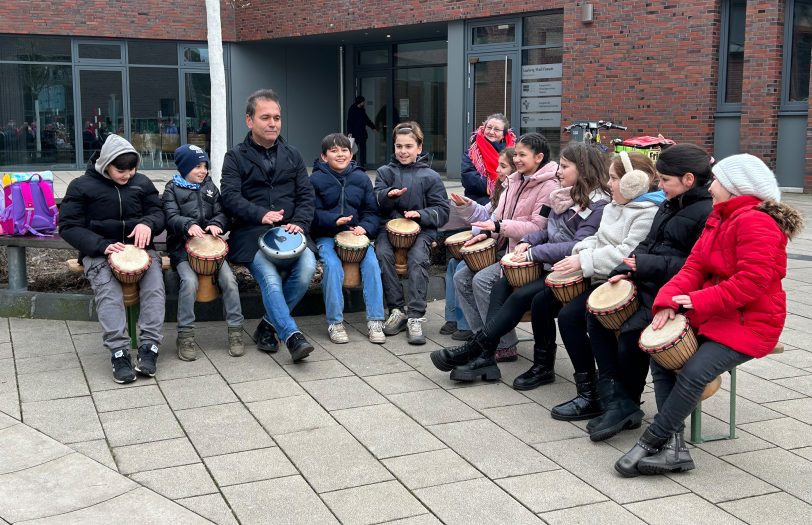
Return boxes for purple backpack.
[0,174,58,236]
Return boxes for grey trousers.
[375,230,432,318]
[84,250,165,353]
[454,261,519,349]
[176,260,244,332]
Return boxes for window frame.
[781,0,811,113]
[717,0,744,114]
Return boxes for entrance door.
[357,73,391,168]
[77,68,126,164]
[467,53,518,135]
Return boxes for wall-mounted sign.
[399,99,409,118]
[521,63,562,80]
[521,81,562,97]
[520,113,562,128]
[521,97,562,112]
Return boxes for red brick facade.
[0,1,237,41]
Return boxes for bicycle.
[564,120,674,161]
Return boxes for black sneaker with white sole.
[286,332,314,362]
[111,348,136,384]
[134,343,159,377]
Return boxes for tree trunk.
[205,0,227,187]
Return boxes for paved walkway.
[0,196,810,523]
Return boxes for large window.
[785,0,812,107]
[721,0,746,107]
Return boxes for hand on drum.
[450,193,471,206]
[349,226,367,236]
[187,224,206,238]
[388,187,408,198]
[471,220,496,232]
[403,210,421,220]
[104,242,126,255]
[552,254,581,274]
[608,273,631,284]
[623,256,637,271]
[464,233,487,247]
[336,215,353,227]
[511,243,530,262]
[128,223,152,248]
[652,308,676,330]
[262,209,285,225]
[672,295,694,309]
[282,223,304,234]
[205,225,223,238]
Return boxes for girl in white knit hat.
[616,153,803,477]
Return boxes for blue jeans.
[248,247,316,343]
[176,260,244,332]
[444,259,470,330]
[316,237,385,324]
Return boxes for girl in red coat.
[615,154,803,477]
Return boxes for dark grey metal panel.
[446,21,465,180]
[713,115,741,161]
[776,114,807,188]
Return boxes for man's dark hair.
[110,152,139,171]
[321,133,352,154]
[246,89,281,117]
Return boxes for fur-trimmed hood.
[758,200,804,239]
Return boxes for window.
[77,42,122,61]
[0,36,71,62]
[472,23,516,46]
[523,13,564,46]
[182,46,209,64]
[128,41,178,66]
[785,0,812,105]
[721,0,746,106]
[357,48,389,67]
[395,41,446,67]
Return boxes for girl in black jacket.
[586,144,713,443]
[163,145,244,362]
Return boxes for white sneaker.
[383,308,408,335]
[368,320,386,344]
[407,317,427,345]
[328,322,349,344]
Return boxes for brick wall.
[739,0,784,170]
[0,0,236,41]
[560,1,720,150]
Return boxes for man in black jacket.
[220,89,316,362]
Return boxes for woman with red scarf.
[461,114,516,205]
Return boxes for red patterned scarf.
[468,125,517,195]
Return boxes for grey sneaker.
[407,317,427,345]
[328,322,350,344]
[367,320,386,344]
[176,332,197,362]
[228,326,245,357]
[383,308,408,335]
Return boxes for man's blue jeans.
[444,258,470,330]
[248,247,316,343]
[316,237,385,324]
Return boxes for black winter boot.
[512,345,556,391]
[430,331,492,372]
[449,338,500,382]
[615,427,669,477]
[550,372,604,421]
[637,431,695,475]
[589,378,644,442]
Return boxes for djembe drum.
[444,231,474,260]
[335,231,370,288]
[386,218,420,276]
[587,279,639,332]
[545,270,587,304]
[499,253,541,288]
[186,234,228,302]
[108,245,151,306]
[460,238,497,273]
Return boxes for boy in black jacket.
[163,145,244,361]
[59,134,165,384]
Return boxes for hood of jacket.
[505,161,559,187]
[757,200,804,239]
[312,158,365,179]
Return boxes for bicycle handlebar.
[598,120,628,131]
[564,120,627,133]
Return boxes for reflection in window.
[0,36,71,62]
[473,24,516,45]
[185,73,212,154]
[523,13,564,46]
[0,64,75,168]
[183,46,209,64]
[129,67,179,168]
[789,0,812,102]
[395,66,447,171]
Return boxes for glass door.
[357,72,391,169]
[182,71,211,156]
[466,53,518,135]
[77,68,126,164]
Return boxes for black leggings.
[587,314,650,402]
[484,276,560,350]
[555,285,599,375]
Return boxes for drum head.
[386,218,420,235]
[259,227,306,260]
[445,231,474,245]
[545,270,584,285]
[186,234,228,258]
[588,280,634,310]
[460,237,496,254]
[640,314,688,349]
[109,245,149,271]
[500,252,534,268]
[335,231,370,249]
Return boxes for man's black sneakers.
[254,318,280,353]
[134,343,159,377]
[111,348,136,384]
[286,332,313,362]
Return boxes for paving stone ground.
[0,190,810,523]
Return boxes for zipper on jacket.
[115,186,124,240]
[196,190,204,227]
